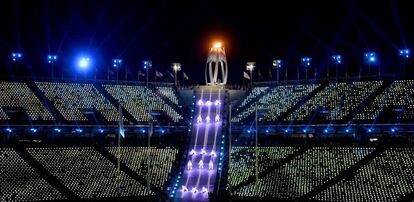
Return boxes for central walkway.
[177,87,223,201]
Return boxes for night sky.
[0,0,413,84]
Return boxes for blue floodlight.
[273,59,282,68]
[99,129,104,133]
[5,128,12,133]
[364,52,376,63]
[399,49,410,59]
[367,128,372,133]
[265,129,269,133]
[324,128,329,133]
[284,129,289,133]
[54,128,61,133]
[75,128,83,133]
[29,128,37,133]
[345,128,350,133]
[332,55,342,64]
[247,129,251,134]
[12,52,23,62]
[48,55,58,63]
[112,59,122,68]
[303,129,307,133]
[390,128,397,133]
[143,60,152,69]
[78,57,90,69]
[301,57,312,67]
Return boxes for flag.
[268,68,273,79]
[118,105,125,138]
[183,72,189,80]
[155,70,163,77]
[243,71,250,80]
[258,70,263,81]
[138,70,145,77]
[168,71,174,78]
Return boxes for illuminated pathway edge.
[173,87,224,201]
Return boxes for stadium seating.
[36,82,120,122]
[28,147,153,198]
[104,84,183,122]
[232,84,319,122]
[0,148,65,201]
[229,147,298,187]
[233,87,269,112]
[0,82,54,121]
[156,87,179,105]
[355,80,414,120]
[107,147,178,190]
[287,81,382,121]
[313,148,414,202]
[234,147,373,199]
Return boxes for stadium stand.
[232,86,269,112]
[355,80,414,121]
[233,147,374,199]
[1,79,414,202]
[156,86,179,105]
[36,82,120,122]
[0,148,65,201]
[286,81,382,122]
[232,84,319,122]
[104,84,183,123]
[0,82,54,121]
[229,147,298,188]
[107,147,178,190]
[313,147,414,202]
[28,147,154,198]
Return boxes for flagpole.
[116,68,122,196]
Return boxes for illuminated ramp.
[176,87,224,201]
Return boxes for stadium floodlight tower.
[78,57,90,69]
[171,63,181,86]
[273,59,282,84]
[246,62,256,86]
[142,60,152,86]
[48,55,58,79]
[301,57,312,82]
[364,52,376,77]
[332,55,342,80]
[399,49,410,76]
[205,42,228,85]
[112,59,122,80]
[12,52,23,62]
[77,56,91,80]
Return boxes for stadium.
[1,1,414,202]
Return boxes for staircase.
[174,86,225,201]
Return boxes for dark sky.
[0,0,413,84]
